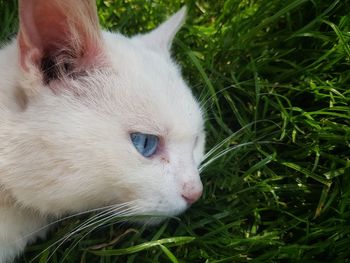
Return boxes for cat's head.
[5,0,205,219]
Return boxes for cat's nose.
[181,182,203,205]
[182,191,202,205]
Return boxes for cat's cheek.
[193,133,206,166]
[149,137,168,162]
[126,169,186,216]
[135,196,188,218]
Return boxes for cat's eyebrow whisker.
[202,119,280,162]
[202,124,250,161]
[199,140,278,172]
[200,142,256,172]
[199,85,236,112]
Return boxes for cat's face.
[5,1,204,219]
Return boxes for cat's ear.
[18,0,104,83]
[136,6,187,54]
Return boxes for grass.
[1,0,350,262]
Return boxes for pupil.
[144,137,148,148]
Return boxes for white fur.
[0,3,205,262]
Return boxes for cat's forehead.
[99,33,203,137]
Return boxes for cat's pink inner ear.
[18,0,103,73]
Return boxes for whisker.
[18,201,137,243]
[199,85,235,111]
[48,205,142,262]
[200,142,255,172]
[67,205,140,239]
[200,140,280,172]
[29,202,141,263]
[29,208,116,263]
[59,208,144,262]
[202,119,280,162]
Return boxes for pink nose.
[181,187,203,205]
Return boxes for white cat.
[0,0,205,261]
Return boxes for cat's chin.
[127,204,189,226]
[129,213,185,226]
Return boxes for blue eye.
[130,132,159,157]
